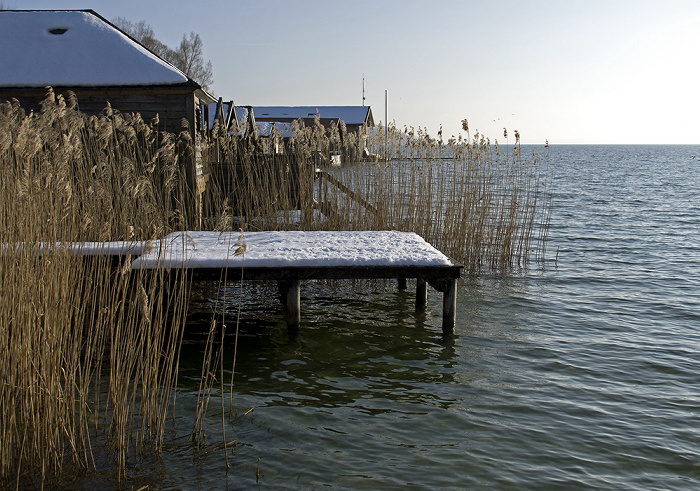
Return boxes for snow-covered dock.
[1,240,151,264]
[132,231,462,331]
[6,231,462,331]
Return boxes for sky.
[8,0,700,144]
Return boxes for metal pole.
[362,76,365,106]
[385,89,388,161]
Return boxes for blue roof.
[251,106,373,126]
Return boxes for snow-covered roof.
[256,121,296,138]
[132,231,452,270]
[206,101,242,132]
[0,10,190,87]
[235,106,248,123]
[252,106,373,126]
[204,101,231,130]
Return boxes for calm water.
[155,146,700,489]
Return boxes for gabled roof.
[252,106,374,127]
[204,100,239,132]
[0,10,192,88]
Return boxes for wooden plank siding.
[0,86,202,135]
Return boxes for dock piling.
[416,278,428,309]
[442,279,457,334]
[284,280,301,328]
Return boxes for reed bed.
[0,90,553,487]
[203,117,553,274]
[0,91,193,487]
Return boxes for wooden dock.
[131,231,462,333]
[15,231,463,332]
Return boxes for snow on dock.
[131,230,453,269]
[57,240,151,256]
[2,240,150,257]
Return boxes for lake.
[111,145,700,489]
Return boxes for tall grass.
[203,117,553,273]
[0,90,553,486]
[0,90,193,486]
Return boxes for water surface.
[161,145,700,489]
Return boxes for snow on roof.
[256,121,296,138]
[234,106,248,123]
[204,101,227,130]
[204,101,242,132]
[252,106,372,126]
[131,231,452,270]
[0,10,189,87]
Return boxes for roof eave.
[196,88,216,105]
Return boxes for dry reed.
[0,89,553,486]
[202,115,554,273]
[0,90,192,487]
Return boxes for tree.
[112,17,171,60]
[112,17,214,92]
[172,32,214,91]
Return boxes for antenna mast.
[362,76,366,106]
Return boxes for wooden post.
[180,93,200,230]
[416,277,427,309]
[384,89,388,161]
[397,278,407,290]
[442,279,457,334]
[285,280,301,328]
[278,280,288,308]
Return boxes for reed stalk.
[1,91,192,486]
[0,89,553,486]
[203,116,553,272]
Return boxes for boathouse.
[0,9,216,136]
[198,104,375,160]
[0,9,218,228]
[249,106,375,161]
[202,99,240,136]
[252,106,374,134]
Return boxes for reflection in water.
[166,275,548,489]
[182,279,460,410]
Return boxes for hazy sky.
[12,0,700,144]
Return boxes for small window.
[48,28,68,35]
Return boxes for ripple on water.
[155,146,700,489]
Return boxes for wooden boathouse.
[0,9,216,136]
[251,106,375,161]
[0,9,217,228]
[251,106,374,135]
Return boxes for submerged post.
[416,277,427,309]
[442,279,457,334]
[285,280,301,328]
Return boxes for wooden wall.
[0,87,199,135]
